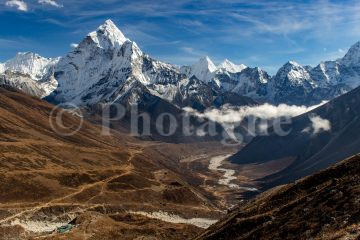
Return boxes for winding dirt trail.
[0,147,143,225]
[0,171,131,224]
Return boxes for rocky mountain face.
[1,20,360,109]
[0,71,57,98]
[269,61,315,105]
[212,66,270,100]
[341,41,360,67]
[196,154,360,240]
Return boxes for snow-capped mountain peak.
[0,52,59,98]
[0,63,4,73]
[1,19,360,108]
[52,20,185,105]
[87,19,128,50]
[274,60,312,86]
[287,60,301,67]
[3,52,59,80]
[53,25,138,104]
[217,59,247,73]
[197,56,217,71]
[341,41,360,67]
[188,56,217,83]
[268,60,319,105]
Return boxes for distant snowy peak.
[186,56,217,83]
[182,57,247,83]
[274,60,312,86]
[3,52,59,80]
[217,59,247,73]
[203,56,217,69]
[194,56,217,72]
[341,41,360,67]
[0,63,4,73]
[0,52,59,98]
[86,19,128,50]
[270,61,315,105]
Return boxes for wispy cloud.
[38,0,63,8]
[5,0,28,11]
[180,46,207,57]
[178,19,205,28]
[230,12,311,35]
[0,38,18,46]
[41,18,68,27]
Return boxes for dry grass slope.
[0,86,222,240]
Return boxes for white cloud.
[38,0,62,8]
[179,19,205,28]
[184,102,327,140]
[309,115,331,134]
[184,102,325,124]
[5,0,28,11]
[70,43,79,48]
[180,46,208,58]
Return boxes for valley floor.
[0,140,293,240]
[0,88,294,240]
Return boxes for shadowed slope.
[230,85,360,189]
[196,154,360,240]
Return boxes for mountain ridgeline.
[0,19,360,110]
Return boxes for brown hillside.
[0,86,226,240]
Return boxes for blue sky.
[1,0,360,74]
